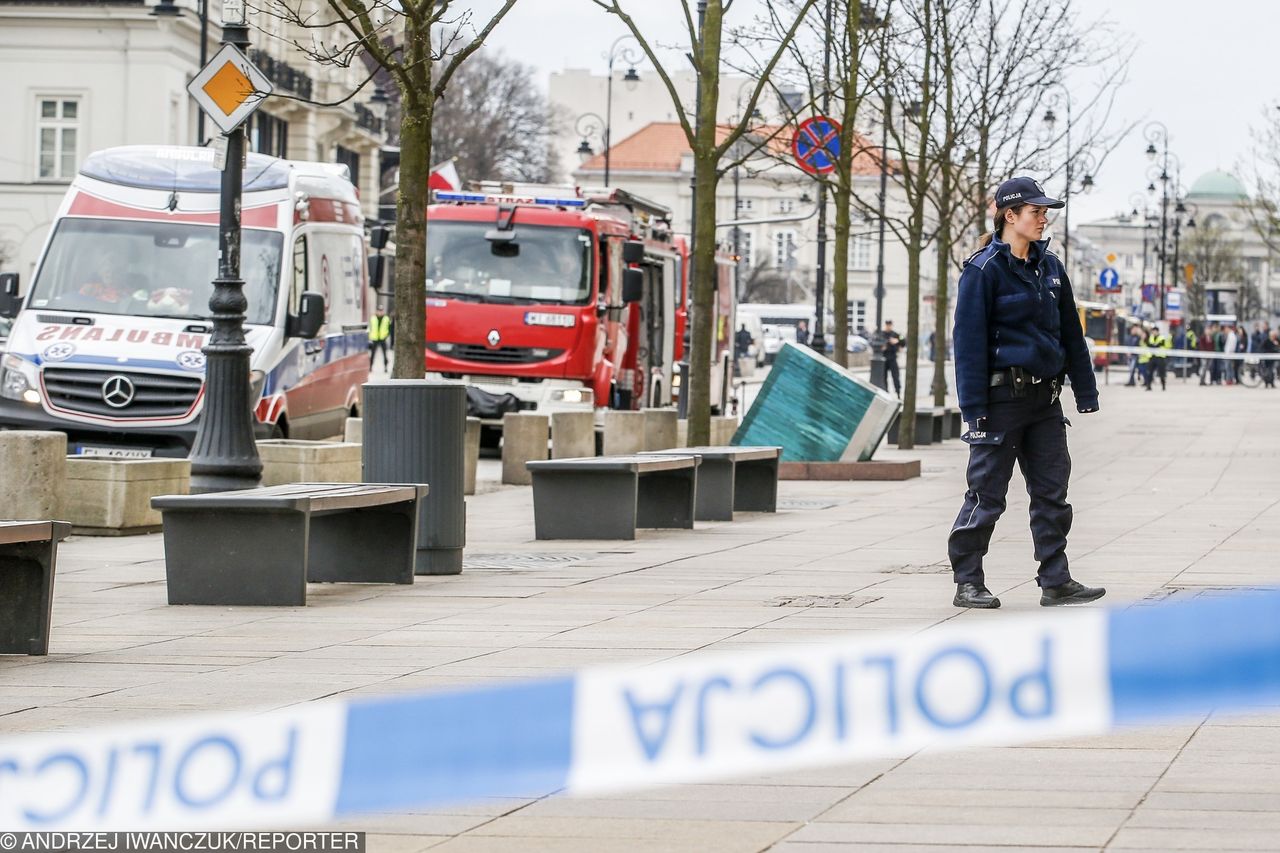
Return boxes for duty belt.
[989,367,1043,387]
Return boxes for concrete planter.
[0,431,66,521]
[65,458,190,534]
[255,439,361,486]
[343,417,363,444]
[465,417,481,495]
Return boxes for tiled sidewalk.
[3,375,1279,851]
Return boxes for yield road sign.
[792,116,841,175]
[1097,267,1120,291]
[187,43,273,135]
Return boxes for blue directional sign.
[1097,267,1121,292]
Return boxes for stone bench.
[0,520,71,655]
[153,483,428,606]
[526,454,699,540]
[640,445,781,521]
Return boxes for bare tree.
[260,0,520,378]
[1243,106,1280,255]
[431,50,562,183]
[590,0,818,446]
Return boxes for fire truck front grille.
[435,344,564,365]
[43,368,203,418]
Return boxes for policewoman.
[948,177,1105,609]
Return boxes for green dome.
[1186,170,1249,202]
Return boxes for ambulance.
[0,145,370,457]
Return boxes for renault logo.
[101,375,135,409]
[486,329,501,348]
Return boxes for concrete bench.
[888,408,946,445]
[0,520,71,655]
[526,455,699,540]
[152,483,428,606]
[640,445,781,521]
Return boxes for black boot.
[1040,579,1106,606]
[954,583,1001,609]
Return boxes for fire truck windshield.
[426,221,592,305]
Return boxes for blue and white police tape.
[2,588,1279,831]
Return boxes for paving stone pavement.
[4,373,1280,850]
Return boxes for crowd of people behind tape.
[1124,320,1279,390]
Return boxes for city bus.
[1078,300,1119,368]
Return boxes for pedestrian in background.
[1125,324,1143,386]
[1225,324,1240,385]
[368,305,392,370]
[1144,323,1171,391]
[948,177,1104,609]
[1262,329,1279,389]
[1198,321,1217,386]
[795,318,811,346]
[881,320,903,396]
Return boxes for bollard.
[552,411,595,459]
[502,413,549,485]
[602,410,645,455]
[711,415,740,446]
[465,417,481,496]
[0,431,66,521]
[343,417,363,444]
[362,381,466,575]
[643,408,678,451]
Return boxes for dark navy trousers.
[949,380,1073,588]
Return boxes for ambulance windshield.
[426,222,592,304]
[28,218,283,326]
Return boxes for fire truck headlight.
[1,355,37,404]
[552,388,592,404]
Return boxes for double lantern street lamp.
[574,35,643,187]
[1040,87,1095,275]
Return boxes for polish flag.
[428,159,460,191]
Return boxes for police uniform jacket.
[952,234,1098,423]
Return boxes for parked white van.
[0,145,370,457]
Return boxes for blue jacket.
[953,235,1098,422]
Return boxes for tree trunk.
[391,21,433,380]
[932,174,951,407]
[685,0,725,448]
[832,180,851,368]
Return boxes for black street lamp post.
[810,0,835,356]
[602,35,642,187]
[1041,86,1096,277]
[869,92,891,390]
[187,10,263,493]
[1143,121,1174,319]
[574,112,605,163]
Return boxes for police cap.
[994,176,1065,210]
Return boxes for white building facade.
[1075,170,1277,322]
[0,0,386,281]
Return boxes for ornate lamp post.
[574,112,605,163]
[601,35,643,187]
[1143,121,1176,319]
[1041,86,1096,274]
[187,4,262,493]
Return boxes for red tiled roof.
[578,121,888,175]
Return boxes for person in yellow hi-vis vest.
[368,305,392,370]
[1143,323,1173,391]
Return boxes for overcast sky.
[479,0,1276,227]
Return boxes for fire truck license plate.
[78,445,153,459]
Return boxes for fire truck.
[423,186,736,441]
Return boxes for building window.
[36,97,80,180]
[774,229,798,270]
[776,198,795,214]
[735,197,754,216]
[734,230,753,268]
[850,299,868,334]
[251,112,290,158]
[851,233,874,270]
[1124,253,1134,270]
[335,146,360,186]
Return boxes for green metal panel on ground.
[731,342,899,462]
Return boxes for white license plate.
[78,445,153,459]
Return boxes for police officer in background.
[948,177,1105,609]
[368,305,392,370]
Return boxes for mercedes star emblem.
[101,375,136,409]
[486,329,501,347]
